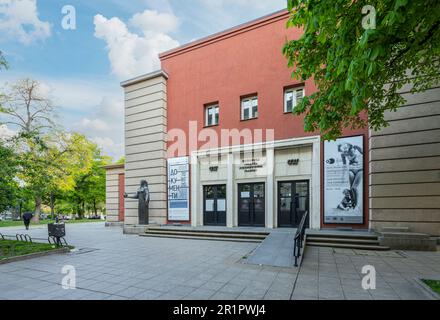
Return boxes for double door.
[238,183,265,227]
[278,180,309,228]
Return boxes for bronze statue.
[125,180,150,225]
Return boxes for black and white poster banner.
[324,135,364,224]
[167,156,190,221]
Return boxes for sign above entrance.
[167,157,190,221]
[324,135,364,224]
[239,158,265,173]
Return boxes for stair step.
[147,227,269,236]
[140,233,262,243]
[307,237,380,245]
[306,233,378,240]
[307,242,390,251]
[381,227,410,233]
[144,230,267,239]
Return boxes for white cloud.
[76,118,109,132]
[129,10,179,34]
[74,97,125,160]
[0,73,125,160]
[91,136,124,160]
[94,9,180,80]
[0,0,51,44]
[0,124,16,140]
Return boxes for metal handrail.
[293,211,308,267]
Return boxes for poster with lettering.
[324,136,364,224]
[167,157,190,221]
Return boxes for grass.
[0,218,103,228]
[422,279,440,295]
[0,239,60,260]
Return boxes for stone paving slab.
[0,223,438,300]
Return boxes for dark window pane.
[205,186,214,199]
[243,108,249,119]
[252,105,258,118]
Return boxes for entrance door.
[238,183,265,227]
[203,185,226,226]
[278,181,309,228]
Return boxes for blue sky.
[0,0,286,159]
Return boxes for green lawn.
[0,239,59,260]
[0,218,103,228]
[422,279,440,295]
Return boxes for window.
[284,87,305,113]
[241,96,258,120]
[205,104,219,126]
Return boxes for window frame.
[240,95,258,121]
[204,103,219,127]
[284,87,305,114]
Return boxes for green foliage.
[283,0,440,139]
[422,279,440,294]
[63,147,110,217]
[0,78,112,218]
[0,51,7,70]
[0,239,58,260]
[0,141,19,213]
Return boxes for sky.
[0,0,287,160]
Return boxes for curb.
[413,278,440,300]
[0,247,70,265]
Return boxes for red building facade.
[120,10,369,231]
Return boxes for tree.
[66,147,111,218]
[0,78,58,219]
[42,132,96,217]
[0,78,56,135]
[0,141,19,213]
[0,51,7,70]
[283,0,440,139]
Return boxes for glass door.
[203,185,226,226]
[278,180,309,228]
[238,183,265,227]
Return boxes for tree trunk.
[32,197,41,223]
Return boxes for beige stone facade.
[104,164,124,223]
[121,71,169,229]
[369,85,440,236]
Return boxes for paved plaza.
[0,223,439,300]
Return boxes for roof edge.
[102,164,125,170]
[159,9,289,60]
[120,70,169,88]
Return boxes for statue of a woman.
[125,180,150,225]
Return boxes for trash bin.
[48,223,66,238]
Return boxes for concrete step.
[306,233,378,240]
[147,227,269,236]
[381,227,410,233]
[144,229,267,240]
[380,232,431,239]
[140,233,262,243]
[307,241,390,251]
[307,237,380,245]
